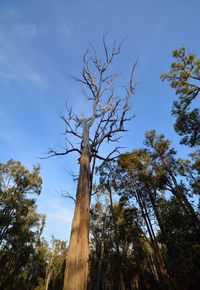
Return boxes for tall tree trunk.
[147,190,172,289]
[140,195,170,289]
[134,187,170,290]
[63,146,91,290]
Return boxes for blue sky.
[0,0,200,242]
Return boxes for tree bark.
[63,146,91,290]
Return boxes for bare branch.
[129,61,138,95]
[57,190,76,204]
[60,113,82,139]
[41,147,81,159]
[63,167,79,182]
[94,146,126,161]
[45,38,136,166]
[102,34,121,72]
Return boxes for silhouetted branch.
[45,37,136,165]
[41,147,81,159]
[95,146,125,161]
[57,190,76,204]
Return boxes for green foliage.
[89,195,158,290]
[91,130,200,290]
[0,160,46,289]
[158,198,200,290]
[45,237,67,290]
[161,47,200,146]
[0,159,67,290]
[174,108,200,146]
[143,130,197,194]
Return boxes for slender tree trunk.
[134,253,147,290]
[108,188,126,290]
[96,240,104,290]
[119,270,126,290]
[63,145,91,290]
[45,251,54,290]
[134,188,170,289]
[45,271,51,290]
[141,195,170,289]
[96,214,107,290]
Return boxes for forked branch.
[46,37,136,164]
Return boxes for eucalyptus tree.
[143,130,199,218]
[0,159,45,289]
[89,194,110,290]
[117,145,199,289]
[89,192,156,290]
[93,129,199,290]
[47,37,136,290]
[176,149,200,197]
[96,164,130,290]
[44,237,67,290]
[114,130,200,289]
[118,150,171,290]
[161,47,200,147]
[158,197,200,290]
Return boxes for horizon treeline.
[0,46,199,290]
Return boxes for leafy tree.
[103,130,200,289]
[94,159,171,290]
[158,197,200,290]
[44,237,67,290]
[89,194,158,290]
[176,149,200,200]
[0,159,46,290]
[119,131,200,289]
[161,47,200,147]
[27,238,49,290]
[144,130,199,221]
[118,151,171,289]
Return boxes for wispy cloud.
[48,210,73,223]
[25,70,48,88]
[14,24,38,38]
[0,110,21,149]
[0,7,18,21]
[40,196,73,241]
[0,55,48,88]
[46,197,73,224]
[0,128,16,144]
[0,71,17,80]
[60,24,71,35]
[0,8,47,88]
[0,37,47,88]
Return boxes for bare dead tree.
[46,36,136,290]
